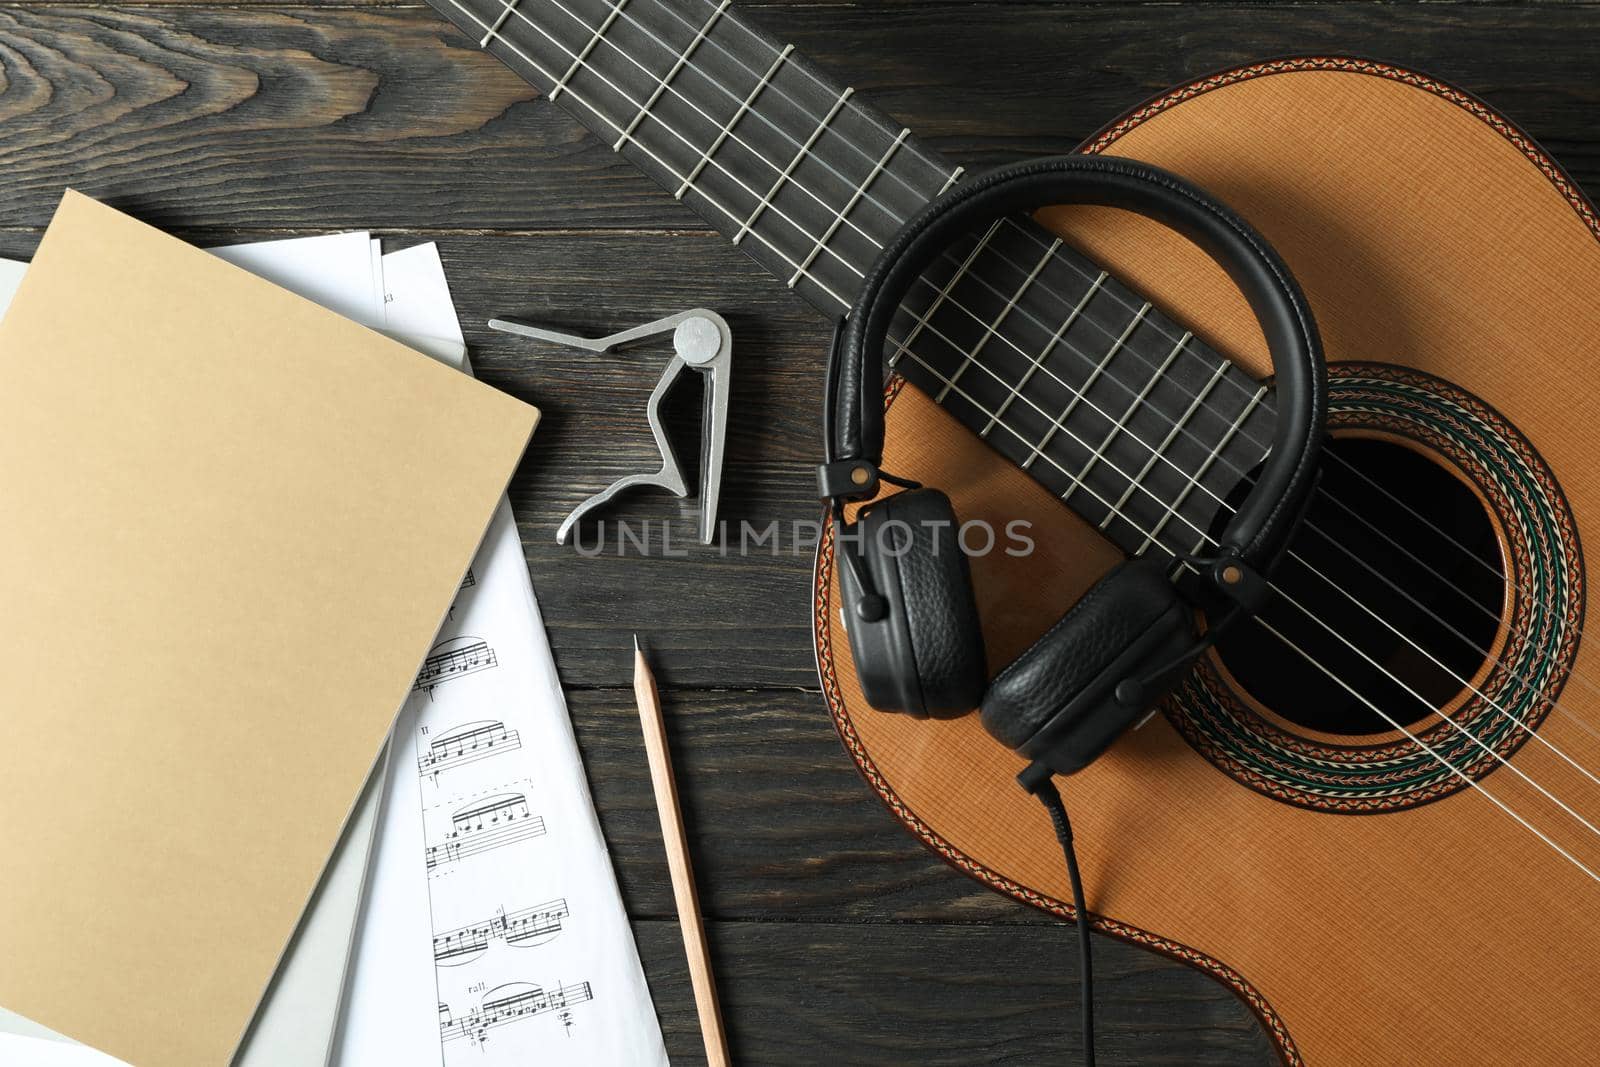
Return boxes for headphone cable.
[1030,775,1095,1066]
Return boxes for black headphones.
[819,154,1327,780]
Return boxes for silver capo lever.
[488,309,732,545]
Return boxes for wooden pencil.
[632,636,731,1067]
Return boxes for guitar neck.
[430,0,1277,562]
[429,0,954,314]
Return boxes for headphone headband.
[825,154,1326,568]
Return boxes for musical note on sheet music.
[433,898,570,965]
[335,253,662,1067]
[426,793,546,871]
[418,720,523,779]
[414,636,498,693]
[439,981,595,1046]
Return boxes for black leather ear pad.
[850,488,987,717]
[981,558,1192,751]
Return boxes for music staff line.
[426,793,547,871]
[418,719,523,778]
[414,636,498,694]
[439,980,595,1045]
[433,898,571,965]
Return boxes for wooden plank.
[569,687,1032,922]
[432,231,832,686]
[0,5,1593,235]
[0,5,649,232]
[631,918,1280,1065]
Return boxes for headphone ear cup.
[981,557,1195,770]
[845,488,987,717]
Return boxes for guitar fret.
[434,0,1274,559]
[453,0,853,311]
[1023,301,1151,471]
[1069,330,1193,514]
[479,0,523,47]
[1104,356,1231,544]
[675,44,793,198]
[443,0,955,318]
[612,0,730,152]
[1137,384,1268,555]
[985,266,1104,435]
[733,86,854,246]
[936,166,966,198]
[888,220,1002,370]
[548,0,631,101]
[787,128,909,288]
[949,236,1059,409]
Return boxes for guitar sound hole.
[1212,436,1505,736]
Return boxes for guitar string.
[643,0,1525,643]
[650,0,986,193]
[883,303,1600,807]
[503,0,1512,636]
[599,0,1600,853]
[437,0,863,308]
[884,330,1600,886]
[469,0,889,294]
[500,0,1518,648]
[674,0,1521,627]
[464,0,1600,790]
[956,215,1515,599]
[472,0,1475,648]
[660,0,1507,585]
[904,221,1600,745]
[880,241,1600,759]
[987,210,1516,585]
[1250,614,1600,883]
[546,0,1575,711]
[463,0,1600,774]
[503,0,922,262]
[452,1,1600,868]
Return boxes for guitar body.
[816,58,1600,1065]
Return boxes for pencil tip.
[633,633,640,652]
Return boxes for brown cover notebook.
[0,192,539,1066]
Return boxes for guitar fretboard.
[428,0,1277,561]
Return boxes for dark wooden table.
[6,2,1596,1062]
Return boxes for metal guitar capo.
[488,309,732,545]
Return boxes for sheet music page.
[210,232,382,326]
[336,246,667,1066]
[0,1035,124,1067]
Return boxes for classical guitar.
[420,1,1600,1062]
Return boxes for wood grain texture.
[0,2,1596,1062]
[568,688,1035,922]
[0,6,1594,234]
[630,919,1279,1066]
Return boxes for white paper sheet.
[210,232,383,328]
[0,260,26,319]
[238,754,388,1066]
[0,1035,126,1067]
[378,242,470,366]
[335,247,667,1067]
